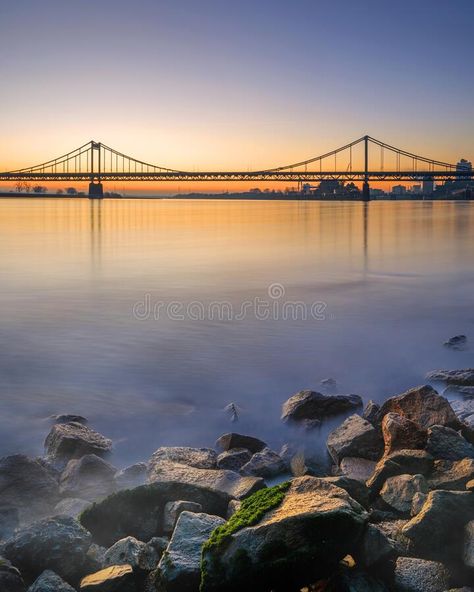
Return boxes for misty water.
[1,198,473,468]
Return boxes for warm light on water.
[0,198,473,465]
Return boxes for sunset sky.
[1,0,473,194]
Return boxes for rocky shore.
[1,369,474,591]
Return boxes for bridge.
[1,135,472,199]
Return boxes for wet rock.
[0,557,25,592]
[357,523,395,567]
[464,520,474,568]
[148,447,217,470]
[366,450,434,495]
[444,335,468,350]
[427,368,474,386]
[3,515,92,582]
[50,414,88,425]
[0,455,59,524]
[411,492,427,516]
[215,433,267,454]
[155,512,225,592]
[380,474,428,515]
[327,414,383,464]
[103,537,145,570]
[54,498,92,518]
[281,390,362,423]
[0,507,19,540]
[114,463,147,490]
[394,557,450,592]
[381,413,427,456]
[363,400,380,425]
[79,565,135,591]
[200,477,368,592]
[377,385,460,430]
[339,457,377,483]
[426,425,474,460]
[45,423,112,465]
[240,448,286,478]
[163,501,202,535]
[60,455,117,501]
[429,457,474,490]
[216,449,251,472]
[402,490,474,562]
[27,569,76,592]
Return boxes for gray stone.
[444,335,468,350]
[103,536,146,570]
[45,423,112,464]
[327,414,383,464]
[450,399,474,429]
[380,474,428,515]
[427,368,474,386]
[54,498,92,518]
[394,557,450,592]
[215,433,267,454]
[0,557,25,592]
[216,449,251,471]
[340,457,377,483]
[27,569,76,592]
[358,523,395,567]
[281,390,362,423]
[240,448,286,478]
[426,425,474,460]
[60,455,117,501]
[321,476,370,508]
[140,537,167,572]
[411,492,427,516]
[114,463,147,490]
[464,520,474,568]
[363,400,381,424]
[79,565,135,591]
[428,458,474,490]
[86,544,107,571]
[366,449,434,495]
[148,447,217,470]
[163,501,202,535]
[155,512,225,592]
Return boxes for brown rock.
[382,412,427,455]
[366,449,434,495]
[339,457,377,483]
[428,458,474,490]
[215,433,267,454]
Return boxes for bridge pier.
[88,181,104,199]
[362,181,371,201]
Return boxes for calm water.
[1,198,473,467]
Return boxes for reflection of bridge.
[1,135,472,199]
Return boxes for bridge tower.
[88,141,104,199]
[362,135,370,201]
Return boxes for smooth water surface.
[1,198,473,466]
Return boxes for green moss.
[203,481,290,553]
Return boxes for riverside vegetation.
[0,367,474,591]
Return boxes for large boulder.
[402,490,474,562]
[79,565,135,591]
[215,434,267,454]
[45,423,112,465]
[216,449,251,472]
[0,455,59,524]
[427,369,474,386]
[381,413,427,456]
[27,569,76,592]
[281,390,362,423]
[426,425,474,460]
[327,414,383,464]
[103,537,146,570]
[393,557,450,592]
[60,455,117,501]
[239,449,286,478]
[148,447,217,470]
[356,523,396,567]
[200,477,368,592]
[79,482,236,547]
[428,459,474,491]
[339,457,377,483]
[0,558,25,592]
[154,512,225,592]
[379,474,428,515]
[377,385,460,430]
[163,501,203,535]
[3,515,92,583]
[366,450,434,495]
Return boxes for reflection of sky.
[1,0,473,191]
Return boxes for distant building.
[422,179,434,195]
[370,188,385,198]
[392,185,407,195]
[457,158,473,180]
[411,184,422,194]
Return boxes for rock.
[444,335,468,350]
[445,385,474,397]
[140,537,167,572]
[381,413,427,456]
[51,414,88,425]
[114,464,147,490]
[366,450,434,495]
[450,400,474,429]
[79,565,135,591]
[163,501,202,535]
[321,476,370,508]
[427,368,474,386]
[377,385,460,430]
[86,544,107,571]
[200,477,368,592]
[0,557,25,592]
[339,457,377,483]
[27,569,76,592]
[103,537,146,570]
[380,474,428,515]
[240,448,286,478]
[327,414,383,464]
[363,400,380,425]
[226,500,241,518]
[215,433,267,454]
[464,520,474,568]
[411,492,427,516]
[60,455,117,501]
[79,481,234,547]
[0,455,59,524]
[374,519,410,555]
[357,523,395,567]
[216,449,251,472]
[281,390,363,423]
[467,479,474,491]
[429,459,474,490]
[320,377,337,390]
[394,557,450,592]
[148,447,217,470]
[337,571,390,591]
[402,490,474,562]
[45,423,112,464]
[426,425,474,460]
[3,515,92,582]
[0,507,19,540]
[155,512,225,592]
[54,498,92,518]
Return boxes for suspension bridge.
[1,135,471,199]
